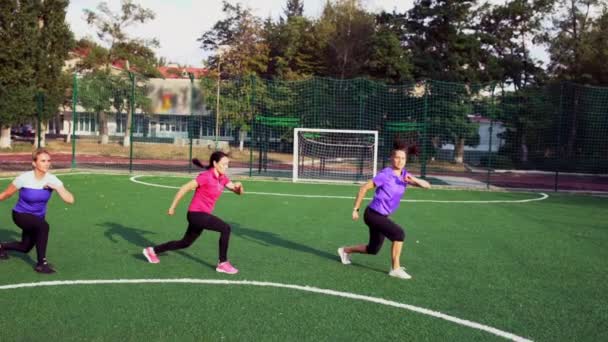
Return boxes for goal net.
[293,128,378,183]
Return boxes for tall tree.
[83,0,158,146]
[284,0,304,19]
[478,0,552,90]
[198,1,269,77]
[316,0,375,79]
[364,11,413,83]
[34,0,73,147]
[544,0,607,157]
[0,0,37,148]
[406,0,487,82]
[545,0,607,83]
[264,1,318,79]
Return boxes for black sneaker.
[34,262,56,274]
[0,244,8,260]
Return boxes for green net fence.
[3,75,608,192]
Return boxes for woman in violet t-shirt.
[0,148,75,274]
[338,141,430,279]
[143,151,244,274]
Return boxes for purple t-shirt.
[12,171,63,218]
[367,167,408,216]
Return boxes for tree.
[34,0,73,147]
[315,0,375,79]
[264,1,318,79]
[406,0,487,83]
[426,81,481,163]
[544,0,608,156]
[83,0,158,146]
[544,0,606,83]
[0,0,37,148]
[478,0,552,90]
[284,0,304,19]
[198,1,269,77]
[364,12,413,83]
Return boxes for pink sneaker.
[143,247,160,264]
[216,261,238,274]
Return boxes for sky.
[66,0,548,67]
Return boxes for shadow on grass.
[229,222,338,262]
[0,227,36,266]
[98,221,215,270]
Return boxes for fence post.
[188,73,195,173]
[486,84,496,190]
[71,74,78,169]
[249,75,255,177]
[128,72,135,173]
[421,80,429,178]
[555,83,564,192]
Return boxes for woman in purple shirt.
[338,141,430,279]
[0,149,74,274]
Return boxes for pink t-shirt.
[187,169,230,213]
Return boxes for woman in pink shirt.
[338,141,430,280]
[143,151,243,274]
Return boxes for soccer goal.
[293,128,378,183]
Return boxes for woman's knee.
[366,244,382,255]
[392,229,405,242]
[219,223,231,235]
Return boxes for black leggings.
[154,211,232,262]
[2,211,50,264]
[363,207,405,255]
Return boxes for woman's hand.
[352,209,359,221]
[233,182,244,195]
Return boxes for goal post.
[293,128,378,183]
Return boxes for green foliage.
[545,0,607,85]
[477,0,552,89]
[406,0,487,83]
[0,0,50,126]
[315,0,375,79]
[198,1,269,77]
[264,15,318,79]
[34,0,74,121]
[83,0,159,77]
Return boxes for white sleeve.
[47,174,63,187]
[12,173,27,189]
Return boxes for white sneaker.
[389,267,412,279]
[337,247,352,265]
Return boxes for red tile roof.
[158,66,209,79]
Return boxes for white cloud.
[66,0,547,67]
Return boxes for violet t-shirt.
[13,171,63,218]
[367,167,408,216]
[187,169,230,214]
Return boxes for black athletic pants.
[363,207,405,255]
[154,211,232,262]
[2,211,50,265]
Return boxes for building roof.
[158,66,209,79]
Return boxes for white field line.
[129,175,548,204]
[0,278,533,342]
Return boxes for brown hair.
[391,140,419,156]
[192,151,229,170]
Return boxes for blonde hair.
[32,148,50,161]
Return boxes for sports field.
[0,173,606,341]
